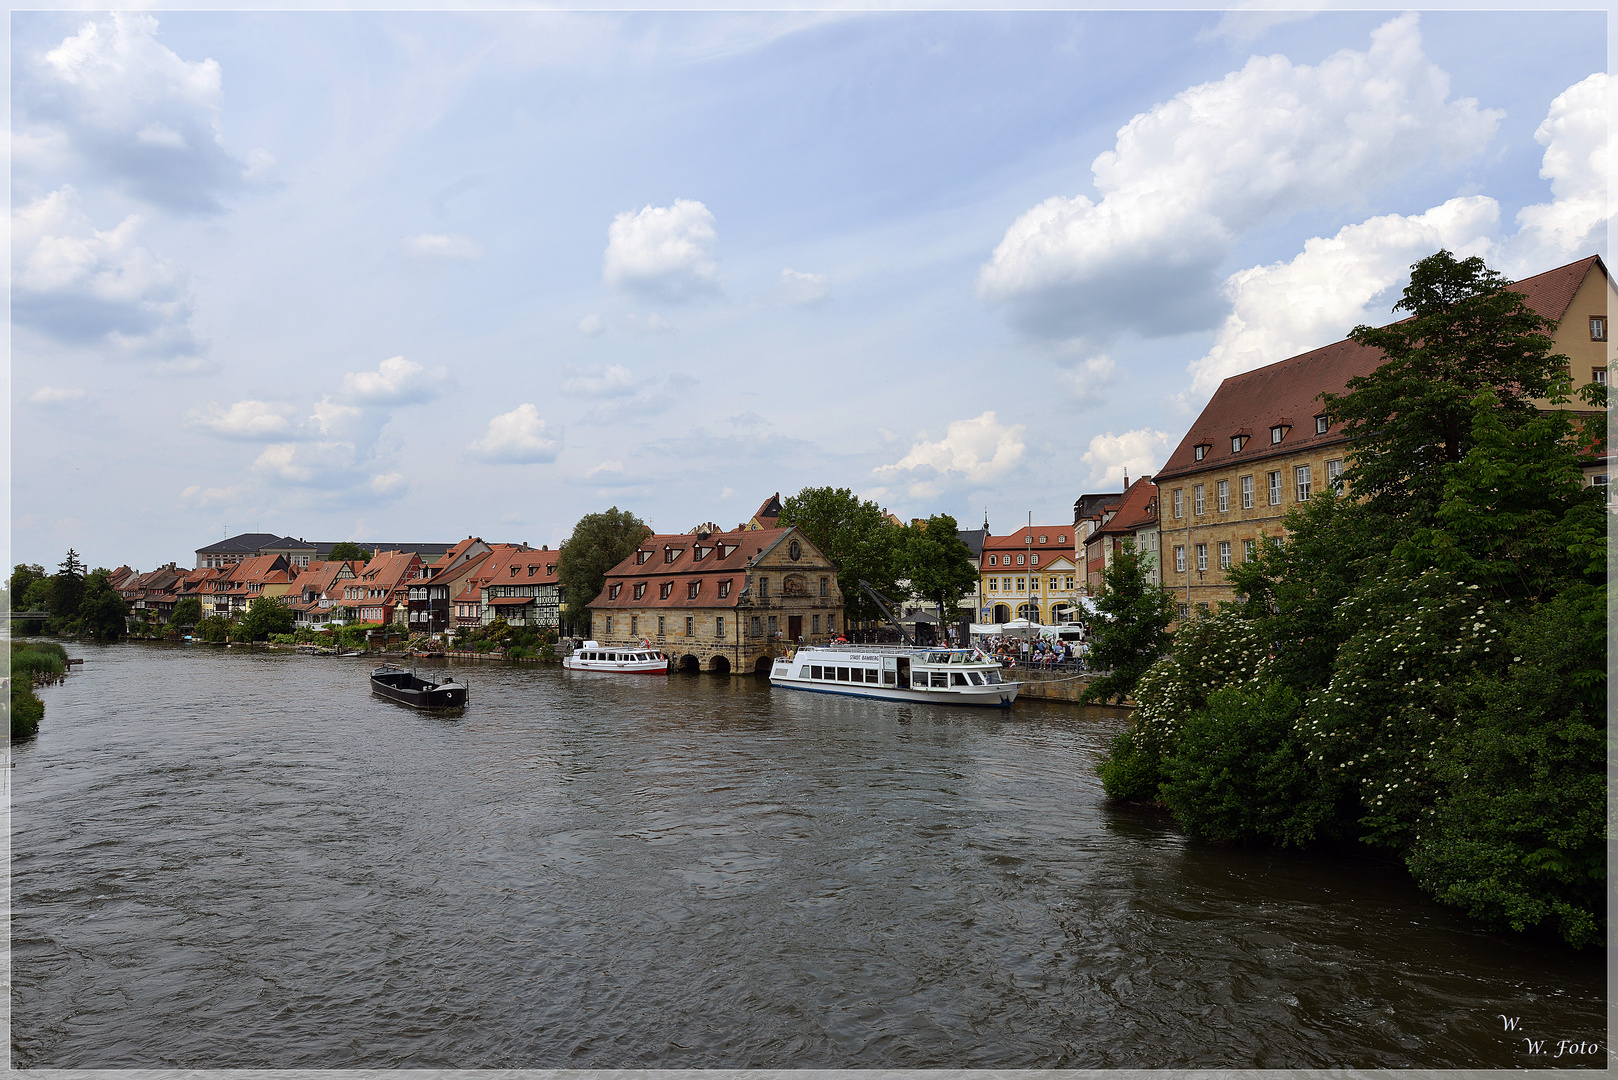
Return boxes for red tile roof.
[1093,476,1160,539]
[1156,256,1605,482]
[590,526,827,610]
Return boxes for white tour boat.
[562,640,668,675]
[770,645,1019,707]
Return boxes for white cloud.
[19,13,244,214]
[336,355,448,406]
[469,404,560,464]
[577,313,605,337]
[1505,73,1610,275]
[602,198,719,301]
[1054,355,1117,402]
[1080,429,1175,487]
[30,386,86,406]
[779,267,831,306]
[1187,195,1500,399]
[368,472,407,497]
[1199,9,1318,46]
[400,232,484,260]
[977,14,1501,347]
[190,399,298,440]
[562,364,636,398]
[874,411,1026,498]
[587,461,625,478]
[179,482,249,506]
[12,186,199,356]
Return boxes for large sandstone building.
[1154,255,1612,618]
[588,525,845,674]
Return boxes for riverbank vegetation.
[1098,252,1608,948]
[8,640,73,738]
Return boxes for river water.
[10,641,1607,1069]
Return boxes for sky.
[8,6,1609,573]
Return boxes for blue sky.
[9,8,1608,572]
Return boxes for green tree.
[49,549,86,626]
[73,569,129,640]
[557,508,651,635]
[195,614,234,643]
[1080,539,1176,705]
[239,595,296,640]
[169,596,203,627]
[898,514,978,625]
[1327,250,1577,527]
[776,487,904,623]
[11,563,48,608]
[327,542,373,563]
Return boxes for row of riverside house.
[113,535,562,638]
[1072,254,1613,624]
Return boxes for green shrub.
[1160,681,1343,847]
[11,649,66,682]
[10,682,43,738]
[1405,585,1607,948]
[1097,727,1167,802]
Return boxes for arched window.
[1017,602,1039,621]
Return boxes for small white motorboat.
[562,640,668,674]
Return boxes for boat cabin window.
[986,669,1001,684]
[864,669,878,683]
[837,666,850,681]
[951,672,968,686]
[969,672,984,685]
[810,665,822,679]
[930,672,949,688]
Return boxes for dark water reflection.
[10,642,1606,1069]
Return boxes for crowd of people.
[978,634,1087,670]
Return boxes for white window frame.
[1216,479,1229,513]
[1194,484,1205,515]
[1268,471,1282,505]
[1241,475,1254,509]
[1219,541,1231,569]
[1174,489,1183,518]
[1175,547,1186,573]
[1296,464,1312,502]
[1195,544,1207,571]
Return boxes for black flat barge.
[370,665,467,708]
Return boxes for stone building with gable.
[587,524,844,674]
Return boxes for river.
[10,641,1607,1069]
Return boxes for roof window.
[1315,414,1329,435]
[1038,535,1047,544]
[1193,443,1210,461]
[1270,424,1290,444]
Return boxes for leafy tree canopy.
[327,542,373,563]
[777,487,904,622]
[50,549,87,622]
[74,569,129,640]
[1081,539,1176,705]
[898,514,977,623]
[169,596,203,626]
[557,507,651,634]
[10,563,48,610]
[1328,250,1578,526]
[239,595,296,641]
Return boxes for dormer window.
[1315,414,1329,435]
[989,555,997,566]
[1193,443,1209,461]
[528,565,538,576]
[609,584,621,600]
[1031,554,1040,566]
[1231,436,1244,453]
[510,566,519,577]
[1271,425,1287,444]
[664,546,684,564]
[1058,534,1066,544]
[660,582,672,599]
[688,581,700,600]
[1025,535,1033,545]
[718,580,731,599]
[633,583,646,600]
[1038,535,1047,544]
[636,550,649,565]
